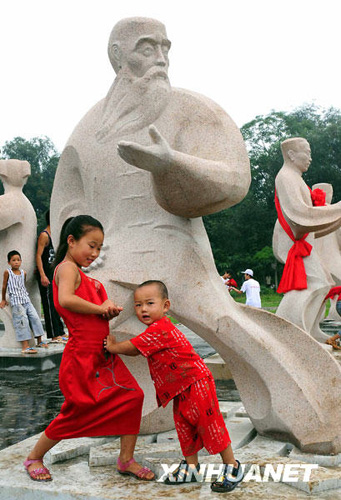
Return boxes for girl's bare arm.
[56,262,118,316]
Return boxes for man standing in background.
[232,269,261,308]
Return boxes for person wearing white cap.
[231,269,261,308]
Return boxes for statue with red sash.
[273,137,341,341]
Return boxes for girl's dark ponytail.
[53,215,104,268]
[53,217,74,268]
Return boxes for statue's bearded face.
[97,29,172,141]
[123,32,171,79]
[117,29,172,116]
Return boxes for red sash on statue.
[275,187,326,294]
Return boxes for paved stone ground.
[0,321,340,499]
[0,401,340,500]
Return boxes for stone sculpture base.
[1,402,340,499]
[0,309,35,350]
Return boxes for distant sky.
[1,0,341,152]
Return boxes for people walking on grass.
[105,280,244,493]
[231,269,261,308]
[24,215,153,483]
[0,250,47,354]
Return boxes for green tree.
[0,136,60,231]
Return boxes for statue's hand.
[117,125,173,173]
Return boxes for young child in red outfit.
[105,280,244,492]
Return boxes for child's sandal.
[21,347,37,354]
[23,458,52,482]
[164,459,201,484]
[117,457,154,481]
[211,460,244,492]
[36,342,49,348]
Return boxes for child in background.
[221,269,239,293]
[0,250,47,354]
[23,215,152,483]
[105,280,244,493]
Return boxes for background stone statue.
[273,138,341,341]
[0,160,40,348]
[51,18,341,453]
[313,182,341,321]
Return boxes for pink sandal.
[23,458,52,482]
[117,457,155,481]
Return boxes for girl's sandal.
[23,458,52,482]
[117,457,155,481]
[164,459,201,484]
[211,460,244,492]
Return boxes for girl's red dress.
[45,266,143,440]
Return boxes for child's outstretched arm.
[104,334,140,356]
[0,270,9,308]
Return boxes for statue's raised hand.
[117,125,172,173]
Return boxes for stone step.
[0,345,64,372]
[204,353,232,380]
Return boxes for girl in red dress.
[24,215,154,482]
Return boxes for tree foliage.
[0,136,60,231]
[204,104,341,286]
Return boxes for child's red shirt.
[130,316,211,407]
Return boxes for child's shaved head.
[136,280,168,299]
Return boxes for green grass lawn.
[233,290,331,316]
[170,289,330,317]
[232,289,283,311]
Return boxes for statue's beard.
[96,66,171,142]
